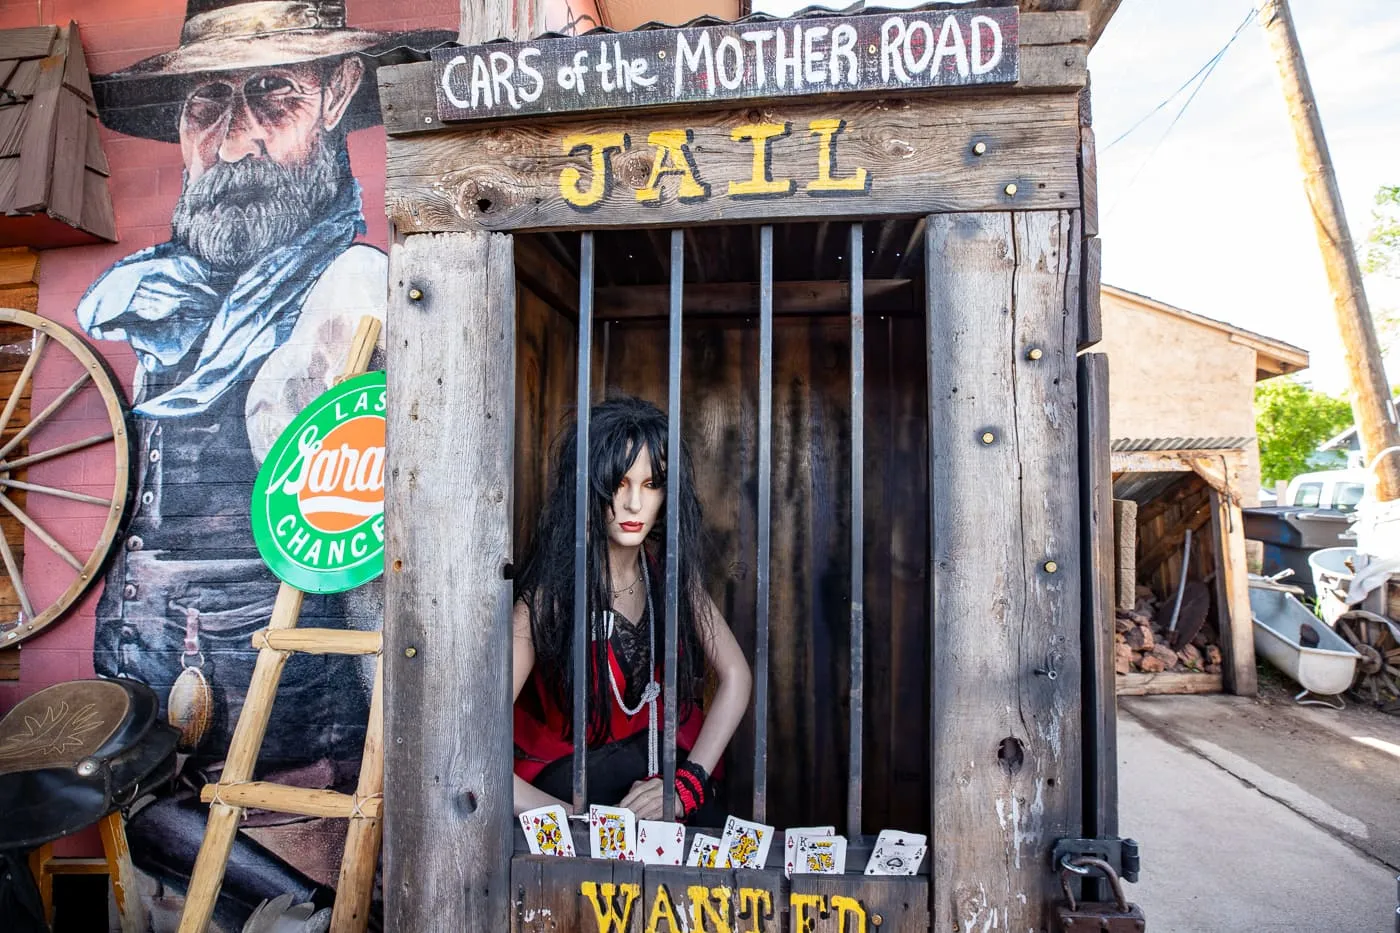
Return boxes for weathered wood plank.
[384,231,516,932]
[0,26,56,61]
[1212,489,1258,697]
[789,875,929,933]
[1113,497,1138,612]
[0,645,17,681]
[596,279,914,318]
[1116,671,1222,696]
[927,211,1081,932]
[1020,11,1090,45]
[12,53,65,213]
[513,858,645,933]
[1018,43,1088,89]
[1078,353,1118,841]
[0,248,38,286]
[387,93,1081,233]
[1079,235,1102,349]
[1080,124,1098,237]
[46,88,88,227]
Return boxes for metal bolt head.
[1044,560,1059,574]
[981,431,996,445]
[872,914,884,926]
[75,758,99,777]
[404,646,417,658]
[1027,347,1044,360]
[408,288,424,301]
[1005,183,1018,197]
[973,141,987,156]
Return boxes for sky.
[755,0,1400,394]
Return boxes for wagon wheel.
[1336,610,1400,706]
[0,308,133,648]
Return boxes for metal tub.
[1249,586,1360,696]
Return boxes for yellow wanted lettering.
[580,880,641,933]
[687,884,734,933]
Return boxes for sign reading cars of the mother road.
[434,8,1019,124]
[252,371,386,594]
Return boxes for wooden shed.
[377,2,1131,930]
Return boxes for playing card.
[783,826,835,878]
[793,835,846,875]
[588,805,637,860]
[720,815,774,870]
[637,820,686,866]
[518,805,575,857]
[864,842,927,876]
[872,829,927,851]
[685,833,731,869]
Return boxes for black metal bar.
[572,232,594,814]
[662,229,684,822]
[847,222,865,838]
[752,224,774,823]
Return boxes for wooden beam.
[515,234,579,318]
[928,211,1081,931]
[1116,672,1222,696]
[0,248,38,287]
[383,231,516,933]
[1113,498,1138,612]
[1020,11,1090,45]
[594,279,914,318]
[386,94,1083,233]
[1078,235,1101,349]
[1212,489,1257,696]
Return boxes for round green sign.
[251,371,387,594]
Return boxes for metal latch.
[1055,855,1146,932]
[1052,837,1140,883]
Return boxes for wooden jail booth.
[378,3,1128,931]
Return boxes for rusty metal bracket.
[1052,837,1140,884]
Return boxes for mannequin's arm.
[512,600,573,815]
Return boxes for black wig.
[515,396,710,746]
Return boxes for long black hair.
[515,396,709,746]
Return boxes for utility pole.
[1260,0,1400,502]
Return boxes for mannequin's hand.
[619,778,664,820]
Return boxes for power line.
[1105,6,1259,220]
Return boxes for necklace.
[610,571,641,596]
[603,556,660,776]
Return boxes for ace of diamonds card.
[637,820,686,866]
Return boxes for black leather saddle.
[0,678,179,852]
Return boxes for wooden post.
[927,211,1082,931]
[1211,489,1258,696]
[382,232,517,932]
[96,811,148,933]
[1260,0,1400,501]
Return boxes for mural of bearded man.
[76,2,453,927]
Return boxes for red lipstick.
[620,521,644,533]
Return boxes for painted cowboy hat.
[93,0,455,143]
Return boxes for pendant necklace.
[605,555,660,776]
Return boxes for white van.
[1284,468,1368,513]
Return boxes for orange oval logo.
[295,415,385,533]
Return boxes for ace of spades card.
[518,804,575,857]
[637,820,686,866]
[720,815,774,870]
[864,829,927,876]
[783,826,835,878]
[685,833,731,869]
[588,805,638,861]
[794,834,847,875]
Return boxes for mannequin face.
[606,446,664,552]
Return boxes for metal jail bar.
[662,229,684,821]
[571,231,594,815]
[848,222,865,838]
[752,224,774,823]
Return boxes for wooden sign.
[386,94,1081,234]
[433,8,1019,124]
[511,857,928,933]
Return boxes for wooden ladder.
[177,318,385,933]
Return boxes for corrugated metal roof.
[1111,436,1253,453]
[1113,471,1194,504]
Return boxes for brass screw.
[1005,183,1018,197]
[1044,560,1059,574]
[973,141,987,156]
[868,44,878,54]
[1027,347,1043,360]
[408,287,424,301]
[405,646,418,658]
[872,914,884,926]
[981,431,996,445]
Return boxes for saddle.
[0,678,179,851]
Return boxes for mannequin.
[512,396,751,823]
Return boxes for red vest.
[513,639,705,783]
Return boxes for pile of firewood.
[1115,585,1224,676]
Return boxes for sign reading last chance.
[433,8,1019,124]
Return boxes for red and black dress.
[514,571,722,823]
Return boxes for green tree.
[1255,377,1353,486]
[1365,185,1400,353]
